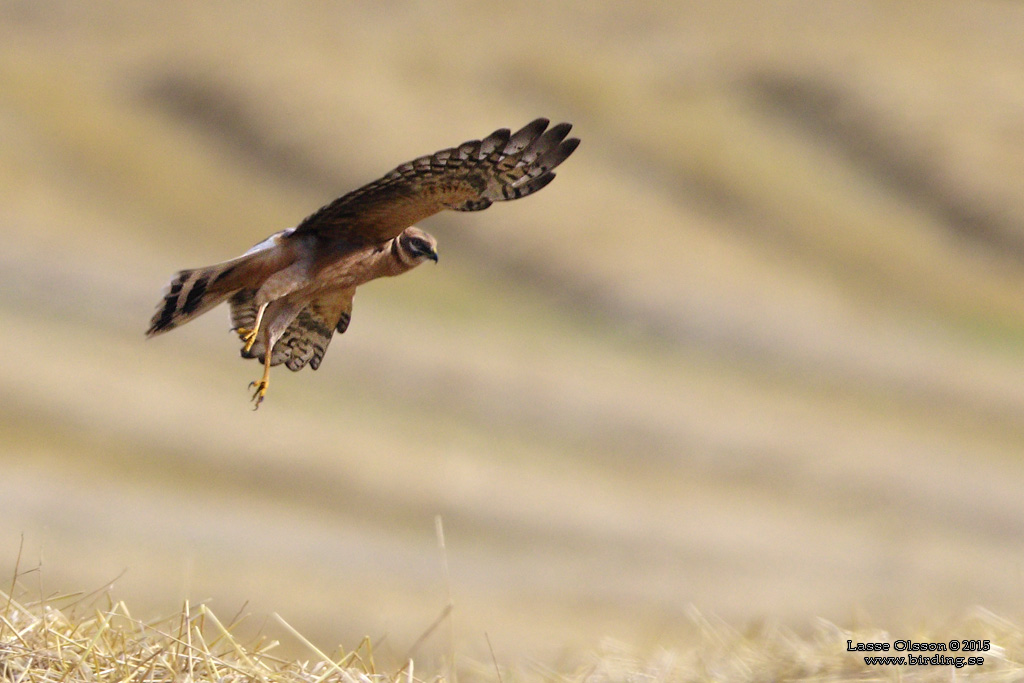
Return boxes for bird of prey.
[147,118,579,408]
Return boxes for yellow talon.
[249,338,273,410]
[237,327,258,353]
[249,379,268,409]
[238,303,268,354]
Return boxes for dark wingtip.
[485,127,511,141]
[522,117,550,132]
[546,122,573,141]
[557,137,580,161]
[509,118,549,146]
[524,171,557,195]
[533,135,579,173]
[479,127,511,156]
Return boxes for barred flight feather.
[230,288,354,372]
[291,118,579,245]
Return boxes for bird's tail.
[146,253,263,337]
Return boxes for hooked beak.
[427,249,439,263]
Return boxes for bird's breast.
[311,244,388,293]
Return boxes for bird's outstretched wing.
[231,288,355,371]
[292,118,579,246]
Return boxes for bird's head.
[397,227,439,265]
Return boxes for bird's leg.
[237,302,268,353]
[249,342,273,410]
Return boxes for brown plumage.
[147,118,579,407]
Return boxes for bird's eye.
[410,238,429,254]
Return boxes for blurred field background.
[4,0,1024,671]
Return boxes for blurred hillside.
[3,0,1024,668]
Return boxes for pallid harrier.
[147,118,579,408]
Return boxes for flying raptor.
[147,118,579,408]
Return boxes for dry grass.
[4,568,1024,683]
[3,593,1024,683]
[0,583,421,683]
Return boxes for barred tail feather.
[147,255,259,336]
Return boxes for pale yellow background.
[3,0,1024,667]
